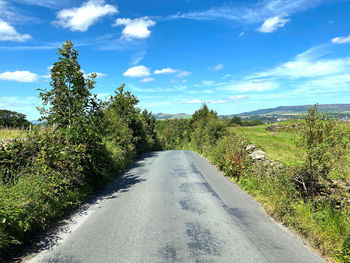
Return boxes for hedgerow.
[155,104,350,262]
[0,41,157,259]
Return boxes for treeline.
[0,110,31,129]
[156,104,350,262]
[0,41,158,258]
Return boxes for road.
[27,150,324,263]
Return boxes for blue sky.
[0,0,350,120]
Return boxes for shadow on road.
[10,152,160,263]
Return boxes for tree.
[230,116,242,126]
[38,40,97,129]
[300,104,349,198]
[0,110,30,128]
[103,84,148,154]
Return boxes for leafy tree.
[241,119,263,126]
[230,116,242,126]
[300,104,349,198]
[0,110,30,128]
[103,84,156,154]
[38,40,97,129]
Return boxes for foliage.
[189,104,227,153]
[0,110,31,129]
[299,104,349,198]
[155,119,191,150]
[209,134,250,181]
[38,40,98,130]
[0,41,157,259]
[229,116,242,126]
[103,84,157,155]
[0,129,27,142]
[155,103,350,262]
[241,119,264,126]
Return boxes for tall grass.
[0,129,27,141]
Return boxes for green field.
[0,129,27,141]
[231,121,350,180]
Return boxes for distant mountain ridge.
[238,104,350,116]
[153,104,350,120]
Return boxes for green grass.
[230,122,304,166]
[231,121,350,180]
[0,129,27,141]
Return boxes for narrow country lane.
[26,150,324,263]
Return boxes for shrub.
[299,104,349,199]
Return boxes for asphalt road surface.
[27,150,324,263]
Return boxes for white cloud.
[214,64,224,71]
[203,89,213,93]
[202,80,215,85]
[186,98,241,105]
[140,77,154,83]
[188,99,202,104]
[12,0,71,9]
[80,70,107,79]
[154,68,177,74]
[168,0,322,24]
[0,19,32,42]
[248,46,350,80]
[257,14,290,33]
[0,71,38,82]
[228,45,350,96]
[113,17,155,39]
[224,79,278,92]
[123,65,150,78]
[54,0,118,32]
[177,71,192,78]
[208,64,224,71]
[331,35,350,44]
[0,1,40,24]
[94,72,107,78]
[131,51,145,65]
[227,95,247,100]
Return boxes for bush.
[299,104,349,199]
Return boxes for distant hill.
[153,113,192,120]
[238,104,350,116]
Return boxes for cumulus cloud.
[176,71,192,78]
[140,77,154,83]
[331,35,350,44]
[154,67,177,74]
[80,70,107,79]
[54,0,118,32]
[123,65,150,78]
[94,72,107,78]
[113,17,155,39]
[0,19,32,42]
[257,14,290,33]
[0,71,38,82]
